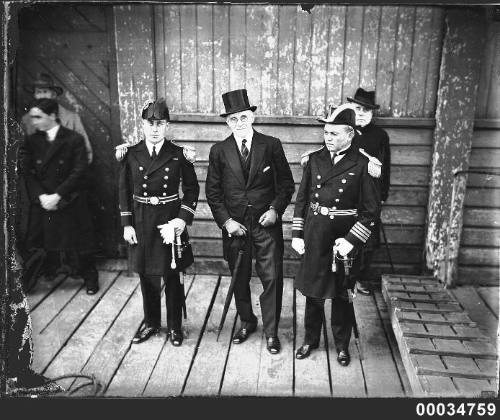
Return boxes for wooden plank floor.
[27,269,414,397]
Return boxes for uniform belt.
[310,202,357,217]
[133,193,179,205]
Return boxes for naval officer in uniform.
[292,104,381,365]
[117,99,200,345]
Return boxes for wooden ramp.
[382,274,499,398]
[26,269,410,398]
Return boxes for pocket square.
[263,166,271,173]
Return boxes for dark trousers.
[139,269,183,331]
[41,250,98,287]
[227,211,284,338]
[304,296,353,353]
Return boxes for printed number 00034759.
[416,402,496,417]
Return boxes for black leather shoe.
[132,326,159,344]
[266,336,281,354]
[169,330,183,346]
[86,283,99,295]
[232,325,257,344]
[337,350,350,366]
[356,282,371,296]
[295,343,319,360]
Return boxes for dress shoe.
[169,329,183,346]
[132,326,159,344]
[337,350,350,366]
[86,283,99,295]
[232,325,257,344]
[356,282,371,296]
[266,336,281,354]
[295,343,319,360]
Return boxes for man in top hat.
[347,88,391,295]
[22,73,93,164]
[292,104,381,365]
[117,98,199,345]
[206,89,295,354]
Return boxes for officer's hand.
[157,223,175,244]
[259,208,277,227]
[123,225,138,245]
[39,194,50,210]
[334,238,354,257]
[43,193,61,211]
[170,218,186,236]
[225,219,247,237]
[291,238,305,255]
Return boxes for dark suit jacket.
[206,130,295,228]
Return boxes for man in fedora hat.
[347,88,391,295]
[292,104,381,365]
[22,73,93,163]
[117,98,199,345]
[206,89,295,354]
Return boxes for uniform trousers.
[139,269,183,331]
[226,209,284,338]
[304,295,353,353]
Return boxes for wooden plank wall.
[153,4,444,118]
[168,116,433,278]
[459,14,500,286]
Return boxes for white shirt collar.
[145,138,165,157]
[46,124,60,141]
[330,144,351,164]
[234,130,254,152]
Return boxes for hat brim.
[220,105,257,118]
[24,84,63,96]
[317,118,355,127]
[346,97,379,110]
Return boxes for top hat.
[317,103,357,127]
[220,89,257,117]
[346,88,380,110]
[141,98,170,121]
[24,73,63,96]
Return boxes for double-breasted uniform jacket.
[205,130,295,256]
[17,126,95,251]
[292,146,381,298]
[118,139,199,276]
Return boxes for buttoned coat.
[205,130,295,257]
[292,146,381,298]
[17,126,95,251]
[118,140,200,275]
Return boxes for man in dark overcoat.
[347,88,391,295]
[118,99,199,345]
[17,98,99,294]
[206,89,295,354]
[292,104,381,366]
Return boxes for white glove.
[291,238,305,255]
[123,226,138,245]
[170,218,186,236]
[334,238,354,257]
[158,222,176,244]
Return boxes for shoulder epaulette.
[171,140,196,164]
[359,148,382,178]
[300,146,324,168]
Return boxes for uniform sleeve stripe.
[292,227,304,231]
[181,204,196,215]
[353,222,371,235]
[120,211,132,216]
[350,227,370,242]
[351,225,370,239]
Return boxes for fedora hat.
[347,87,380,110]
[141,98,170,121]
[24,73,63,96]
[220,89,257,117]
[317,103,357,127]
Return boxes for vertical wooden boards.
[391,6,415,117]
[246,5,264,110]
[259,5,279,115]
[196,5,214,113]
[180,4,197,112]
[425,9,487,285]
[213,5,230,114]
[342,6,363,102]
[292,7,313,116]
[276,5,296,115]
[113,4,155,143]
[359,5,380,91]
[325,5,346,108]
[228,5,246,92]
[376,6,398,115]
[161,4,182,112]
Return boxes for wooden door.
[15,4,122,257]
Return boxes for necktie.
[332,149,348,165]
[151,145,157,160]
[241,139,249,161]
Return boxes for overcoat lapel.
[131,141,154,172]
[146,140,175,175]
[41,126,67,169]
[246,131,265,188]
[222,135,246,187]
[319,146,358,185]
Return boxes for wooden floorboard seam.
[29,274,69,311]
[180,275,222,395]
[476,287,499,320]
